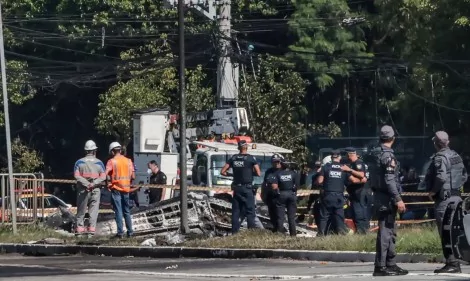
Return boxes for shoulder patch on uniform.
[435,157,442,167]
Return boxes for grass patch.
[0,224,66,243]
[182,227,441,255]
[0,224,143,246]
[0,224,442,255]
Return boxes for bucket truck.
[132,107,293,205]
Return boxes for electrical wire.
[376,69,400,135]
[393,75,470,113]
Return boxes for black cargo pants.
[231,184,256,234]
[318,192,347,236]
[274,190,297,236]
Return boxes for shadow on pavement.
[0,265,100,278]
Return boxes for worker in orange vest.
[105,142,135,238]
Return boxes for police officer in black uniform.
[315,150,349,236]
[342,147,370,234]
[269,158,299,236]
[147,160,167,204]
[261,154,283,231]
[425,131,467,274]
[369,125,408,276]
[221,140,261,234]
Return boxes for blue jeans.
[111,189,133,236]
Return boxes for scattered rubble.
[42,192,316,243]
[165,265,178,270]
[42,206,76,232]
[96,192,233,237]
[27,238,66,245]
[141,238,157,247]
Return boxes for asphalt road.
[1,254,470,281]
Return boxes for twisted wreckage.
[45,192,316,241]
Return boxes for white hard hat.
[321,155,332,166]
[84,140,98,151]
[109,142,122,153]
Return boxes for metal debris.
[96,192,233,237]
[95,192,316,238]
[41,192,316,239]
[42,206,76,232]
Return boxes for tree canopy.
[0,0,470,174]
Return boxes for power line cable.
[393,75,470,113]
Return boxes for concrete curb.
[0,243,443,263]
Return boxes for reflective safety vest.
[107,155,134,192]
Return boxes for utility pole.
[178,0,189,234]
[0,2,17,234]
[216,0,238,108]
[164,0,239,109]
[164,0,237,233]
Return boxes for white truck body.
[132,108,293,206]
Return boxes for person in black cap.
[261,153,284,231]
[314,149,349,236]
[221,140,261,234]
[424,131,467,274]
[268,156,299,236]
[342,147,371,234]
[369,125,408,276]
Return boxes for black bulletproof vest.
[323,162,345,193]
[231,154,255,184]
[276,169,296,191]
[264,167,279,182]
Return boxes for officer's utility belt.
[321,191,344,196]
[323,190,343,194]
[440,189,461,200]
[232,183,253,188]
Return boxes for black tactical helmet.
[271,153,284,162]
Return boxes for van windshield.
[210,154,273,186]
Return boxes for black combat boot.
[373,266,399,276]
[434,263,461,274]
[387,265,409,275]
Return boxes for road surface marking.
[2,263,470,279]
